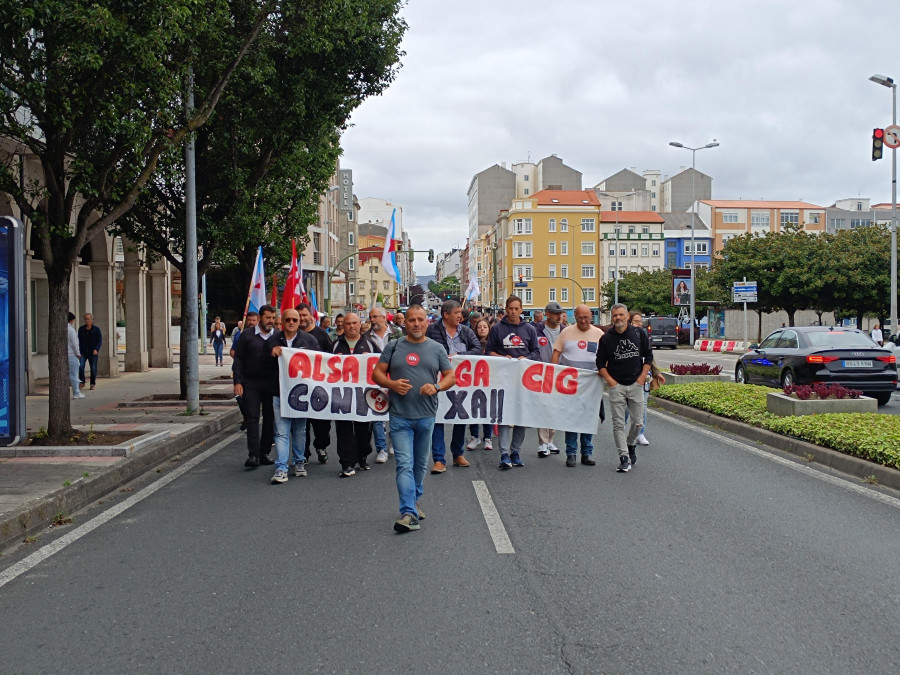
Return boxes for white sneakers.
[636,434,650,446]
[537,443,551,458]
[484,438,493,450]
[375,450,389,463]
[466,438,480,450]
[73,392,86,399]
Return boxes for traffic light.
[428,249,434,263]
[873,128,885,161]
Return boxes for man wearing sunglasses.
[268,308,319,483]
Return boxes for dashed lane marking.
[472,480,515,554]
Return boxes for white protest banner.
[278,349,603,434]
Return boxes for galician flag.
[465,276,480,302]
[247,246,267,314]
[381,208,402,285]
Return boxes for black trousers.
[242,383,275,457]
[335,421,372,469]
[304,418,332,457]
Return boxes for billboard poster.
[0,216,25,446]
[672,268,691,307]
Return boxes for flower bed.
[669,363,723,375]
[653,382,900,469]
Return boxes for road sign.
[514,282,528,288]
[885,124,900,149]
[732,281,758,303]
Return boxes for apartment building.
[696,200,826,253]
[660,167,712,213]
[660,213,713,268]
[600,211,666,283]
[826,197,889,233]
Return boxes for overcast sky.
[341,0,896,277]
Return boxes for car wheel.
[735,363,747,384]
[875,392,893,407]
[781,370,794,388]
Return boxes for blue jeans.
[372,421,387,452]
[431,423,466,463]
[273,396,307,472]
[79,353,99,386]
[564,431,594,457]
[390,415,435,517]
[68,355,81,395]
[469,424,492,440]
[212,341,224,363]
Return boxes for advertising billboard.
[672,268,691,307]
[0,216,26,446]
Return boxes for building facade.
[660,213,713,269]
[696,200,826,254]
[600,211,666,282]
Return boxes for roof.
[659,212,710,231]
[701,200,824,210]
[599,211,665,223]
[531,190,600,206]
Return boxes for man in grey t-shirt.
[374,305,455,533]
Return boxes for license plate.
[652,337,662,341]
[843,360,872,368]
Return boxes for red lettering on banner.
[473,360,490,387]
[344,357,360,383]
[326,356,342,383]
[557,368,578,395]
[523,363,543,392]
[364,356,378,385]
[522,363,579,395]
[455,361,472,387]
[288,351,311,379]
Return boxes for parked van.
[644,316,678,349]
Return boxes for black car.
[645,316,679,349]
[735,326,898,406]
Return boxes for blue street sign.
[732,281,758,303]
[0,216,26,446]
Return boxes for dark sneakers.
[510,452,524,467]
[580,455,596,466]
[628,445,637,467]
[245,455,260,468]
[617,456,632,472]
[498,453,512,470]
[316,448,328,464]
[565,455,576,467]
[258,454,274,466]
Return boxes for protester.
[552,304,604,466]
[332,313,380,476]
[232,313,256,431]
[366,307,403,463]
[468,311,482,332]
[394,312,406,332]
[596,303,653,472]
[427,299,483,471]
[274,313,283,331]
[209,316,227,366]
[466,317,494,451]
[297,303,333,463]
[77,312,102,390]
[267,308,318,483]
[230,320,244,359]
[536,302,565,458]
[320,315,332,332]
[627,311,665,447]
[67,312,85,399]
[532,309,545,330]
[330,313,345,343]
[233,304,278,468]
[373,305,455,533]
[486,295,539,469]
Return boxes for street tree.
[0,0,274,437]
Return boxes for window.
[524,174,529,181]
[721,233,736,243]
[549,218,556,232]
[652,245,660,256]
[560,219,568,232]
[514,265,533,280]
[561,287,569,302]
[641,244,649,256]
[348,232,355,246]
[513,241,533,258]
[628,226,635,234]
[620,246,626,256]
[609,270,617,280]
[857,202,863,211]
[780,211,799,228]
[514,218,532,235]
[560,240,568,255]
[549,288,556,301]
[548,241,556,255]
[630,245,638,256]
[651,179,657,186]
[651,192,656,198]
[751,213,770,233]
[666,251,677,267]
[610,201,622,211]
[383,281,390,290]
[348,256,355,271]
[349,282,355,296]
[851,218,871,229]
[581,218,595,232]
[581,241,595,255]
[684,241,709,255]
[359,280,366,289]
[609,244,615,256]
[642,226,649,234]
[722,212,739,223]
[523,188,529,195]
[560,264,569,278]
[810,213,820,224]
[583,288,595,302]
[373,265,379,273]
[548,264,556,278]
[581,265,595,278]
[523,288,533,305]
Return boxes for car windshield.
[650,319,677,330]
[804,331,880,348]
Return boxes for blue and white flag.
[247,246,267,314]
[380,208,402,285]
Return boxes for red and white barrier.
[694,339,747,352]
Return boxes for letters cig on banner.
[278,350,603,435]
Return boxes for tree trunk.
[787,310,796,327]
[856,311,864,330]
[46,266,74,438]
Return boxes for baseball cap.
[545,301,564,314]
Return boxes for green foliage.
[429,276,460,297]
[601,267,724,317]
[654,382,900,469]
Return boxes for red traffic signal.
[873,128,885,161]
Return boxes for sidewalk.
[0,353,241,551]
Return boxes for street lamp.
[669,140,719,344]
[870,74,898,337]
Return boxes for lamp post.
[668,140,719,344]
[870,74,898,336]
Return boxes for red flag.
[270,274,278,307]
[281,240,300,311]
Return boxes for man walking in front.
[596,303,653,472]
[373,305,455,533]
[78,312,102,391]
[366,307,402,463]
[552,304,604,467]
[233,304,278,468]
[427,299,483,472]
[268,308,318,483]
[536,301,565,458]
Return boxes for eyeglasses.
[283,318,299,323]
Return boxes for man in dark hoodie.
[486,295,540,470]
[426,299,483,472]
[233,304,278,468]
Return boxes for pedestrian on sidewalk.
[427,299,482,472]
[268,308,318,484]
[298,302,333,464]
[365,307,402,463]
[373,305,455,533]
[209,316,227,366]
[67,312,85,399]
[332,312,380,477]
[486,295,539,470]
[77,312,102,390]
[596,303,653,473]
[230,319,246,360]
[233,304,278,468]
[535,301,566,458]
[552,304,604,467]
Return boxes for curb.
[650,397,900,491]
[5,431,171,458]
[0,409,241,552]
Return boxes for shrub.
[669,363,723,375]
[783,383,862,400]
[653,381,900,469]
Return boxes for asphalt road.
[2,410,900,674]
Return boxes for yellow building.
[498,190,603,314]
[357,255,400,310]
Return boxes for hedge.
[653,382,900,469]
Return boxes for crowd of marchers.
[230,296,660,533]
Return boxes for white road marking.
[472,480,515,554]
[649,410,900,510]
[0,433,240,590]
